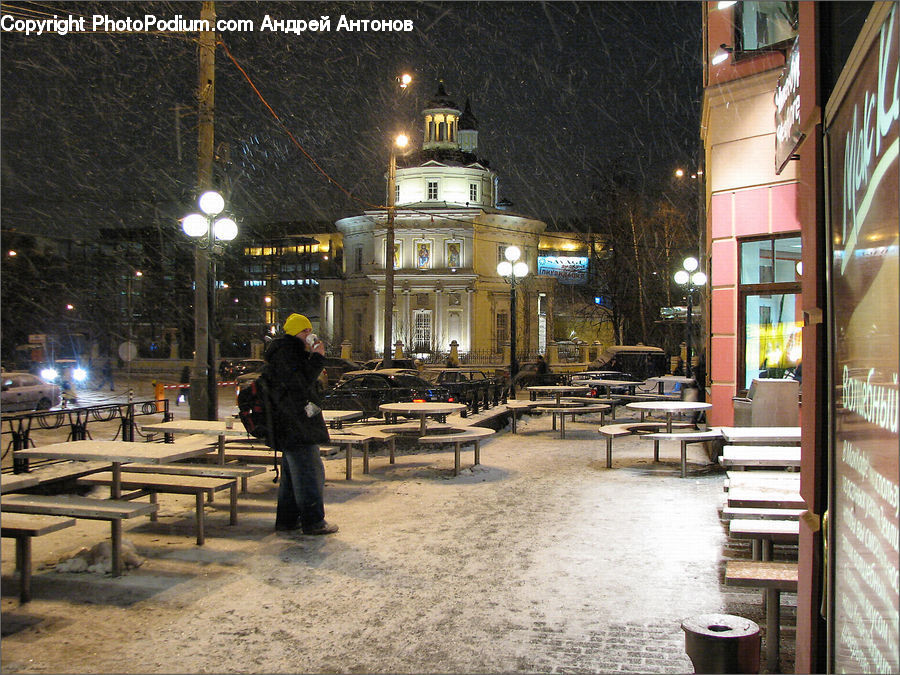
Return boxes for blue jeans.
[275,439,326,529]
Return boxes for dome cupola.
[422,80,461,151]
[458,97,479,153]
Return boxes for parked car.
[228,359,266,380]
[589,346,669,381]
[319,356,362,387]
[1,371,61,411]
[423,367,505,414]
[361,358,418,371]
[322,372,450,419]
[513,361,566,390]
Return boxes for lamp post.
[674,256,706,378]
[181,190,238,420]
[382,132,409,368]
[497,245,529,398]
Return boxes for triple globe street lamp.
[497,245,529,397]
[181,189,238,420]
[674,256,706,379]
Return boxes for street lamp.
[674,256,707,378]
[382,131,409,368]
[181,189,237,420]
[497,245,529,398]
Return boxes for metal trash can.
[682,613,760,673]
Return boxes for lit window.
[735,2,798,53]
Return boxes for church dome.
[424,81,457,110]
[458,98,478,130]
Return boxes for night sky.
[1,1,702,239]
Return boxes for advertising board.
[826,5,899,672]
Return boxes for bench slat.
[2,513,77,537]
[725,560,799,591]
[78,471,235,493]
[125,463,265,479]
[2,494,157,519]
[721,506,805,521]
[729,518,800,542]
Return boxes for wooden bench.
[720,445,801,469]
[505,400,541,433]
[721,506,806,521]
[417,427,495,476]
[729,518,799,561]
[124,462,266,494]
[77,471,237,545]
[532,404,609,438]
[1,494,158,577]
[2,513,76,603]
[726,487,805,510]
[725,560,799,673]
[639,430,723,477]
[205,447,278,465]
[724,471,801,492]
[323,433,378,480]
[597,422,693,468]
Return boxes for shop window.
[739,235,802,390]
[735,1,798,54]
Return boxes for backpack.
[236,372,280,479]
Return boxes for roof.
[424,81,457,110]
[458,98,478,130]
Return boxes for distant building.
[320,82,563,360]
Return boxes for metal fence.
[1,398,170,472]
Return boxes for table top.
[140,419,249,437]
[526,385,592,393]
[717,426,801,443]
[14,439,208,464]
[323,409,364,423]
[648,375,697,384]
[582,379,642,387]
[626,401,712,413]
[570,371,625,378]
[378,402,467,415]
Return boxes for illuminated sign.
[537,256,588,284]
[775,37,803,174]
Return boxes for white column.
[434,288,444,351]
[373,289,383,354]
[465,287,474,352]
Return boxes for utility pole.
[382,149,397,368]
[190,0,218,420]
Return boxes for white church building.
[319,82,563,360]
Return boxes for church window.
[469,183,478,203]
[413,310,432,352]
[427,181,439,201]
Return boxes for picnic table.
[378,402,466,437]
[10,439,209,575]
[526,384,591,405]
[647,375,696,395]
[139,419,248,464]
[625,401,712,433]
[716,426,801,445]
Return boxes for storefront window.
[735,1,798,53]
[739,235,802,389]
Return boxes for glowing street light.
[674,257,707,378]
[497,245,529,396]
[181,189,238,420]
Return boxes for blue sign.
[537,256,588,284]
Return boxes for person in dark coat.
[265,313,337,535]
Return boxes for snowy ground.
[1,405,795,674]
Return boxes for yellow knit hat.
[283,313,312,336]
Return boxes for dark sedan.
[322,372,450,419]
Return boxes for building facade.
[702,3,898,672]
[320,83,560,362]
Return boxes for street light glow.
[213,217,238,241]
[675,168,685,178]
[691,271,707,286]
[182,213,208,237]
[398,73,412,88]
[504,245,521,263]
[674,269,690,285]
[395,133,409,148]
[497,260,512,277]
[513,261,529,278]
[198,190,225,216]
[683,256,699,272]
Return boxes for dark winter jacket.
[264,335,329,446]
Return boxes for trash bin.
[682,613,760,673]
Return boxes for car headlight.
[41,368,59,381]
[73,368,88,382]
